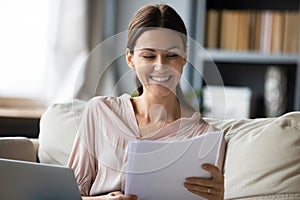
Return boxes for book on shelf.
[205,9,220,48]
[237,10,250,51]
[260,11,273,53]
[271,11,284,53]
[252,11,263,51]
[220,10,238,50]
[283,11,300,54]
[205,9,300,54]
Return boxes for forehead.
[134,28,184,51]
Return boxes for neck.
[132,91,181,124]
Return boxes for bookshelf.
[200,0,300,118]
[205,50,299,64]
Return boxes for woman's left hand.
[183,164,224,200]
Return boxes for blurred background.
[0,0,299,137]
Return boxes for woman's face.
[126,28,187,97]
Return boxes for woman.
[68,3,224,200]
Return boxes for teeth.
[150,76,171,82]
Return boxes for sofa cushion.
[38,99,86,165]
[208,112,300,199]
[0,137,36,162]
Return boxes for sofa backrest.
[207,112,300,199]
[38,99,300,199]
[38,99,86,166]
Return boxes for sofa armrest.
[0,137,37,162]
[30,138,39,161]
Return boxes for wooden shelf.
[206,0,300,11]
[0,97,46,119]
[204,49,299,64]
[0,106,45,138]
[0,107,45,119]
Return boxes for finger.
[185,164,223,184]
[184,180,223,194]
[184,182,211,193]
[186,185,224,200]
[186,188,217,200]
[121,195,138,200]
[185,176,224,192]
[111,191,124,195]
[186,164,223,181]
[107,191,123,197]
[185,177,216,187]
[202,164,222,179]
[185,172,224,184]
[107,191,137,200]
[109,194,137,200]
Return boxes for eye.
[142,55,155,60]
[166,53,178,59]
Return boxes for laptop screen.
[0,158,82,200]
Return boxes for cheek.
[135,66,151,82]
[171,63,184,75]
[173,70,182,83]
[171,64,184,84]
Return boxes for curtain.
[46,0,118,104]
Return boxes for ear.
[182,46,188,65]
[126,48,135,69]
[182,53,187,65]
[183,54,187,65]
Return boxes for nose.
[154,64,167,71]
[154,55,167,71]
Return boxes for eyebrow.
[136,46,183,52]
[138,48,156,52]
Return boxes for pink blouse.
[67,94,217,196]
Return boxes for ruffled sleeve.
[67,99,98,196]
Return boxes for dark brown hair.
[127,4,187,53]
[127,4,194,112]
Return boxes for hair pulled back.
[127,4,194,112]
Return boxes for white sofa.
[1,99,300,199]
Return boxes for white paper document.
[125,131,224,200]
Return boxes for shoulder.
[85,94,131,111]
[190,112,220,132]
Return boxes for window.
[0,0,49,100]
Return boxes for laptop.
[0,158,82,200]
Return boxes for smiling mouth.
[149,75,172,82]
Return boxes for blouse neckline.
[120,94,201,140]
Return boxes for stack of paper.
[125,131,224,200]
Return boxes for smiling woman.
[67,3,225,200]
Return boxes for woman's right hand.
[82,191,137,200]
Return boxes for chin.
[147,84,176,98]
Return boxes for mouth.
[149,75,172,82]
